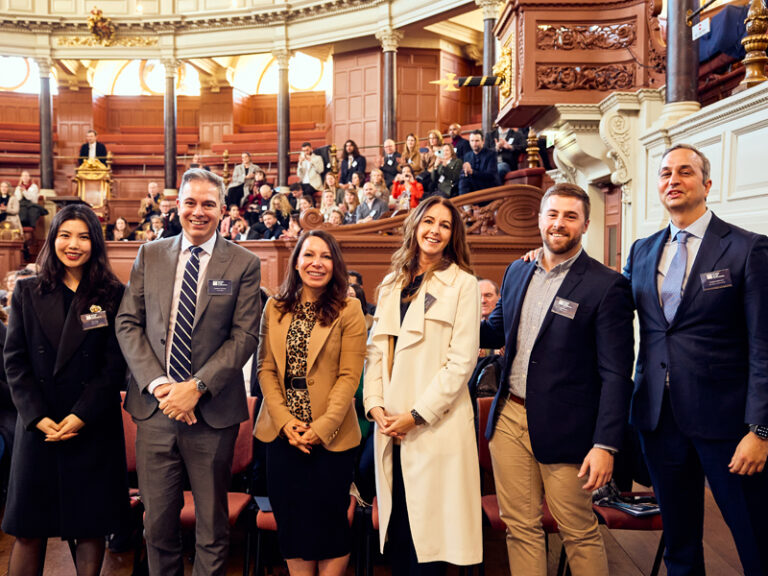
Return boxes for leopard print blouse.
[284,301,316,423]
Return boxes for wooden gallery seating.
[0,121,56,185]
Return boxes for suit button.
[660,362,667,369]
[38,346,45,354]
[160,338,166,345]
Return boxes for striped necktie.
[169,246,202,382]
[660,231,690,324]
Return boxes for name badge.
[387,159,393,166]
[424,292,437,313]
[551,297,578,320]
[351,161,357,168]
[700,269,732,291]
[80,311,108,330]
[438,175,445,183]
[208,279,233,295]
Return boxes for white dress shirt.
[89,142,96,159]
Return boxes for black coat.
[2,278,128,538]
[78,142,108,165]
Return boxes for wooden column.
[163,59,179,193]
[666,0,699,103]
[273,49,291,187]
[37,58,54,192]
[476,0,501,135]
[376,27,403,143]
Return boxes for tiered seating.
[0,122,57,183]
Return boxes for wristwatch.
[193,377,208,394]
[411,409,426,426]
[749,424,768,440]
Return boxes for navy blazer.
[460,148,499,191]
[340,155,367,185]
[480,251,635,464]
[78,142,108,165]
[623,213,768,439]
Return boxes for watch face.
[757,426,768,439]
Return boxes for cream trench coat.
[363,263,483,565]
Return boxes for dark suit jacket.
[459,148,500,193]
[484,129,526,168]
[381,152,402,187]
[480,251,635,464]
[116,234,262,429]
[432,157,462,197]
[340,155,367,185]
[78,142,108,165]
[452,136,471,160]
[623,213,768,438]
[162,210,182,237]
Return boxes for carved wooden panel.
[535,64,635,91]
[536,23,636,50]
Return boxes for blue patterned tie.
[169,246,202,382]
[661,231,690,324]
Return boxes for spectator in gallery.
[421,129,444,177]
[349,172,364,203]
[323,173,345,206]
[229,218,249,241]
[319,190,339,222]
[431,143,462,198]
[458,130,500,196]
[328,209,344,227]
[340,140,366,188]
[15,171,39,203]
[342,190,360,225]
[146,181,162,206]
[369,169,390,205]
[227,152,259,208]
[242,170,268,211]
[149,215,166,240]
[379,139,401,189]
[270,194,293,229]
[356,182,387,223]
[257,185,275,215]
[188,153,211,171]
[485,124,526,179]
[400,134,423,176]
[0,181,21,230]
[138,196,157,223]
[281,214,303,240]
[297,142,325,197]
[392,164,423,210]
[106,217,135,241]
[220,204,241,238]
[298,196,314,214]
[247,210,284,240]
[157,197,182,237]
[287,183,305,211]
[448,123,471,160]
[78,129,108,166]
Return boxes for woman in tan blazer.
[254,229,367,576]
[364,195,483,574]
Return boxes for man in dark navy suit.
[624,144,768,576]
[480,183,634,576]
[458,130,499,195]
[78,129,108,165]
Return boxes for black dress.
[2,278,129,539]
[266,302,355,561]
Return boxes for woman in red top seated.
[391,165,424,210]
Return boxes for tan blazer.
[254,296,367,451]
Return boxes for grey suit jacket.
[116,233,261,429]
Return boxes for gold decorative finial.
[527,130,541,169]
[741,0,768,88]
[430,73,460,92]
[87,8,116,46]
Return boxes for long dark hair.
[385,195,473,288]
[273,230,348,326]
[37,204,123,314]
[344,140,360,158]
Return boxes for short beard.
[542,231,580,255]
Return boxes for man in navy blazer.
[458,130,499,195]
[624,144,768,576]
[480,183,634,575]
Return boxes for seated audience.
[298,195,314,214]
[15,171,39,203]
[146,181,162,205]
[77,128,108,165]
[138,196,157,222]
[348,172,364,203]
[242,169,269,211]
[227,152,259,207]
[106,217,135,241]
[297,142,325,197]
[342,190,360,225]
[270,194,293,229]
[148,215,165,239]
[347,270,375,315]
[391,165,423,210]
[287,183,305,210]
[369,169,390,205]
[229,218,249,241]
[485,125,526,179]
[355,182,387,223]
[0,182,21,230]
[220,204,241,238]
[188,153,211,171]
[319,190,339,222]
[328,209,344,226]
[459,130,500,195]
[379,139,401,188]
[157,197,182,237]
[257,184,275,215]
[281,214,303,240]
[340,140,366,188]
[421,129,444,178]
[431,143,462,198]
[248,210,284,240]
[448,123,471,159]
[400,133,423,175]
[323,173,345,206]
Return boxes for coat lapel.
[268,303,291,379]
[32,284,64,352]
[54,294,89,375]
[646,228,670,324]
[193,235,233,331]
[395,283,426,354]
[534,251,588,347]
[306,316,338,374]
[157,235,182,330]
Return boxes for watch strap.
[749,424,768,440]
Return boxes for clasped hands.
[36,414,84,442]
[155,381,203,425]
[281,419,321,454]
[369,406,416,441]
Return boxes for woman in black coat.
[2,204,128,576]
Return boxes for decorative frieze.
[536,64,635,91]
[536,23,636,51]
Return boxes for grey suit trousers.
[136,409,238,576]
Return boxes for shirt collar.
[535,247,583,275]
[669,208,712,241]
[181,231,217,256]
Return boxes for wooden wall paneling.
[177,96,200,128]
[439,51,483,129]
[0,93,39,124]
[396,49,440,142]
[199,87,233,151]
[233,90,256,127]
[332,49,381,167]
[92,94,108,134]
[289,91,326,125]
[248,94,278,125]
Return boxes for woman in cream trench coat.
[363,196,482,570]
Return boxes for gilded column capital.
[162,59,181,78]
[474,0,502,21]
[272,48,292,69]
[36,58,54,77]
[376,27,403,52]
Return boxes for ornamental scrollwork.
[57,35,158,47]
[537,23,636,50]
[536,64,635,91]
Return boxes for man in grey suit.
[355,181,388,223]
[117,168,261,576]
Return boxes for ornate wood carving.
[536,23,636,51]
[536,64,635,91]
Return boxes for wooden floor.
[0,486,742,576]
